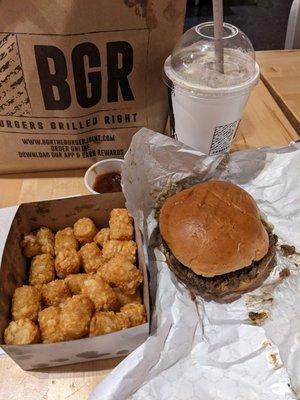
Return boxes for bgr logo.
[34,41,134,110]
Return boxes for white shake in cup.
[163,22,259,155]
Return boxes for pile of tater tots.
[4,208,146,345]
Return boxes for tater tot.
[120,303,147,327]
[94,228,110,247]
[21,233,41,258]
[113,287,141,307]
[64,273,89,294]
[89,311,130,336]
[60,295,94,340]
[12,285,41,321]
[55,227,78,255]
[55,248,81,278]
[81,275,119,311]
[102,239,137,263]
[79,242,106,273]
[38,306,65,343]
[74,217,98,245]
[98,255,143,294]
[42,280,71,307]
[109,208,134,240]
[36,227,55,256]
[4,318,40,345]
[29,254,55,286]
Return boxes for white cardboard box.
[0,193,149,370]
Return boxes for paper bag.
[0,0,186,173]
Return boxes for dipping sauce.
[93,171,122,193]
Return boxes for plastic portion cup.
[84,159,124,194]
[163,22,260,155]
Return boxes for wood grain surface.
[0,355,124,400]
[257,50,300,134]
[0,54,298,400]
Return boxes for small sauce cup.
[84,159,124,194]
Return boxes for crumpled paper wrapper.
[90,129,300,400]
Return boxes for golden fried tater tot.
[60,295,94,340]
[21,233,41,258]
[4,318,40,345]
[42,280,71,307]
[38,306,65,343]
[109,208,134,240]
[55,227,78,255]
[89,311,130,336]
[36,227,55,256]
[29,253,55,286]
[120,303,147,327]
[102,239,137,263]
[64,273,89,294]
[94,228,110,247]
[55,248,81,278]
[113,287,141,307]
[12,285,41,321]
[74,217,98,245]
[98,255,143,294]
[81,275,119,311]
[79,242,106,274]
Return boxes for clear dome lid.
[164,22,258,95]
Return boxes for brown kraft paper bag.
[0,0,186,173]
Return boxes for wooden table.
[257,50,300,134]
[0,52,299,400]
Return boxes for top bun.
[159,181,269,277]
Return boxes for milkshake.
[163,22,259,154]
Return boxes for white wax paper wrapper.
[90,129,300,400]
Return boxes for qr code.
[209,121,239,155]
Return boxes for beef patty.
[162,230,276,303]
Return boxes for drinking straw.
[212,0,224,73]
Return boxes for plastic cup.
[163,22,260,155]
[84,159,124,194]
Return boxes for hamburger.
[159,181,276,303]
